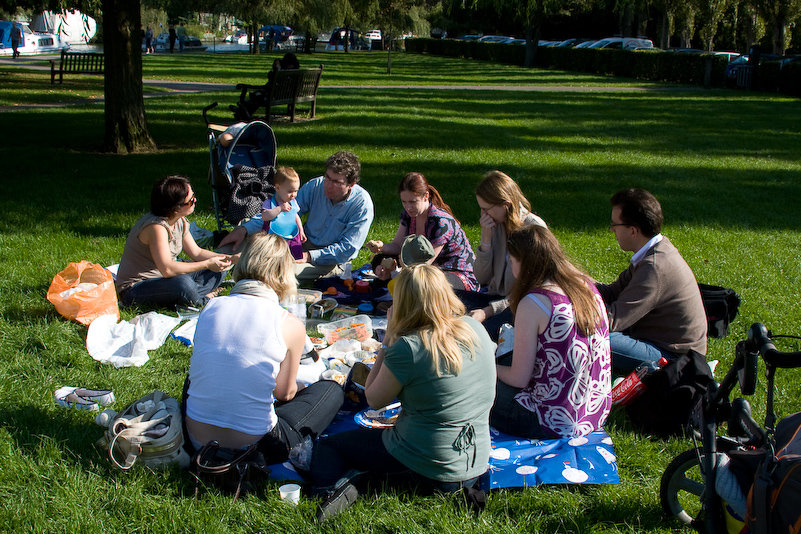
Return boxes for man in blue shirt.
[219,151,374,281]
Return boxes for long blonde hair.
[475,170,532,233]
[384,264,478,376]
[232,233,297,301]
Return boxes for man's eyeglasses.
[324,173,347,186]
[609,222,629,230]
[181,196,197,207]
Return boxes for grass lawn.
[1,50,800,533]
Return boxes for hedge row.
[405,38,800,96]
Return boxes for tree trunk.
[524,9,540,68]
[102,0,156,154]
[773,16,786,55]
[658,14,670,49]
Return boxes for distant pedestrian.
[168,24,177,53]
[267,29,275,51]
[10,21,22,59]
[177,22,187,52]
[145,26,154,54]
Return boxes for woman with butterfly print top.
[491,225,612,439]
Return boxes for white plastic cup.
[279,483,301,504]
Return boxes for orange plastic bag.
[47,261,120,325]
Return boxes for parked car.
[364,29,381,41]
[725,53,780,79]
[574,40,597,48]
[478,35,513,44]
[556,38,595,48]
[461,34,481,41]
[665,47,704,54]
[588,37,654,50]
[711,51,741,63]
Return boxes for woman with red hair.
[367,172,477,291]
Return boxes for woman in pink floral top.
[367,172,477,291]
[491,225,612,439]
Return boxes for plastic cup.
[279,483,301,504]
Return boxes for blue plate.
[354,405,402,428]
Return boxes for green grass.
[1,50,801,532]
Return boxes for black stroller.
[202,103,277,232]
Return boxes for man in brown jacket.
[597,188,707,374]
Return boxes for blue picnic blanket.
[267,411,619,489]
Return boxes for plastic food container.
[298,289,323,304]
[318,314,373,344]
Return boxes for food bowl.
[345,350,375,366]
[321,369,347,386]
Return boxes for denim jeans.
[489,353,553,440]
[310,427,478,493]
[120,269,224,308]
[181,378,344,464]
[452,289,513,342]
[610,332,677,374]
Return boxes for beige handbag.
[99,390,190,471]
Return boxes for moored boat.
[0,20,70,56]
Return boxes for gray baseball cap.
[400,234,435,266]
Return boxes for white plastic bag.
[86,312,181,368]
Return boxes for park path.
[0,55,684,111]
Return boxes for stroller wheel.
[661,448,707,528]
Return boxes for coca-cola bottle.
[611,356,669,406]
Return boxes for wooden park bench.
[50,50,105,84]
[235,65,323,123]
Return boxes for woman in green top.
[310,264,497,522]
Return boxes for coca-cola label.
[611,374,645,406]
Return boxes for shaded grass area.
[1,52,801,532]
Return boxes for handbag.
[98,390,190,471]
[191,440,272,502]
[47,261,119,325]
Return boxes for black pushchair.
[202,103,278,231]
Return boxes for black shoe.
[316,481,358,523]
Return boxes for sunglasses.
[181,196,197,207]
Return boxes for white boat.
[0,20,70,56]
[31,11,97,44]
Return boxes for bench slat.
[51,50,105,84]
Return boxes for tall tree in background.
[614,0,649,36]
[695,0,731,50]
[652,0,682,48]
[758,0,801,53]
[103,0,156,152]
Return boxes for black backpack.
[747,411,801,534]
[698,283,741,338]
[625,350,714,438]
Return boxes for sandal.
[55,387,114,411]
